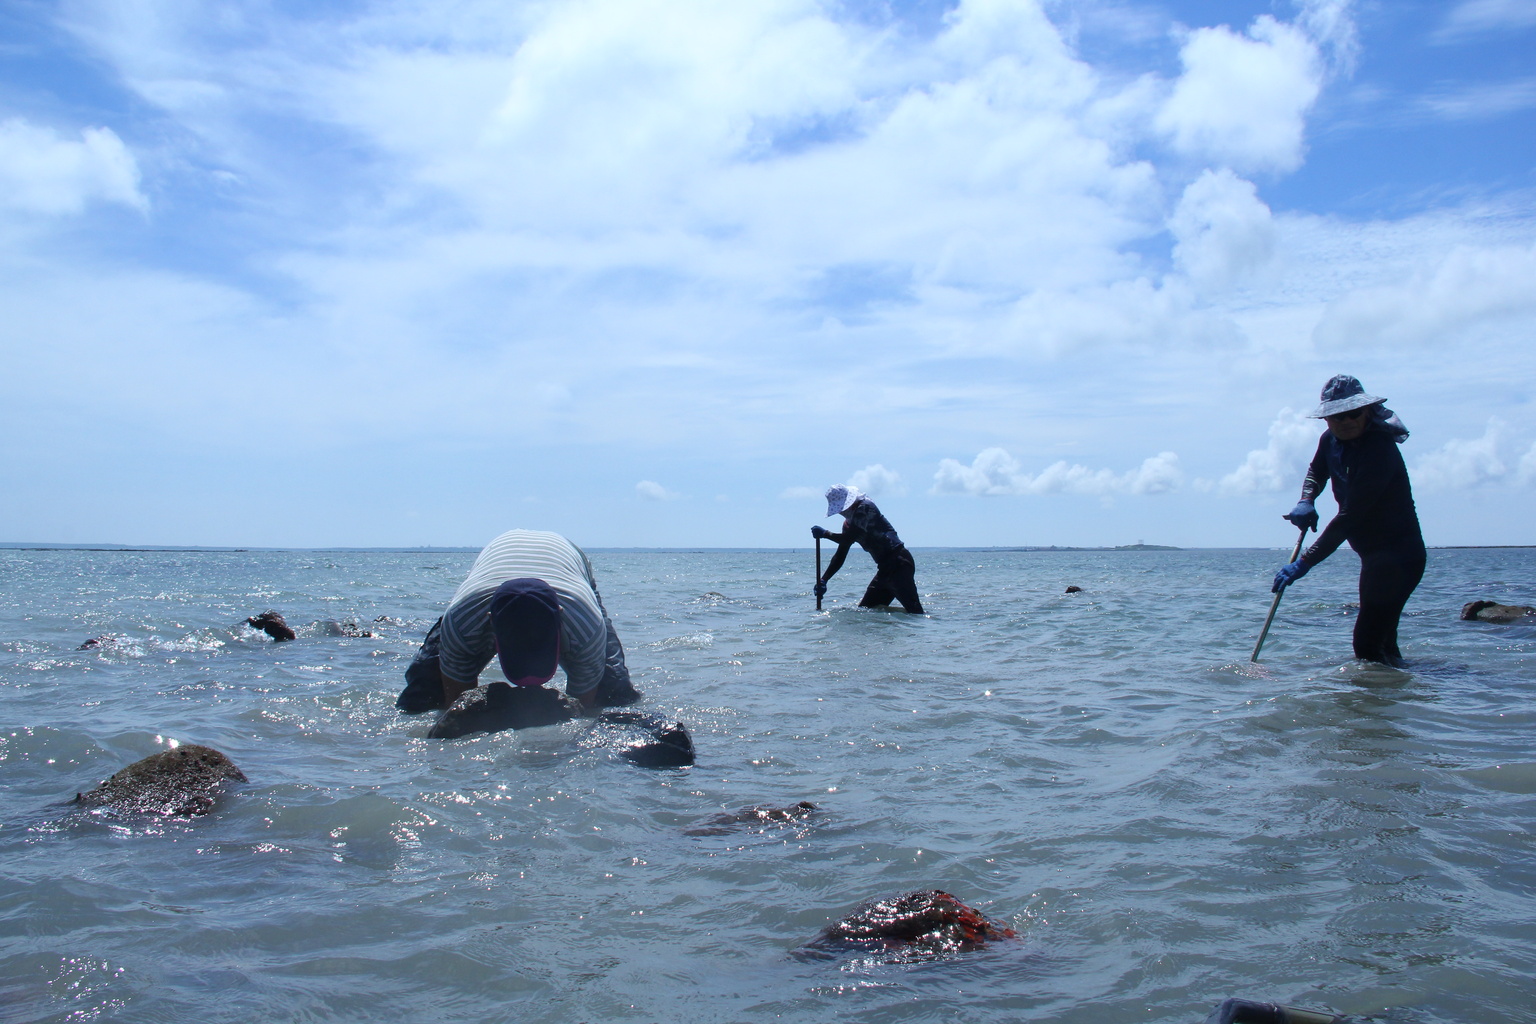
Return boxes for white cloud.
[1417,78,1536,122]
[1169,168,1276,292]
[1296,0,1359,72]
[1517,440,1536,485]
[1314,243,1536,350]
[1155,15,1322,174]
[1001,277,1242,355]
[1219,408,1319,495]
[1413,420,1509,491]
[635,480,681,501]
[3,0,1531,549]
[933,447,1183,497]
[1435,0,1536,40]
[0,119,147,215]
[848,463,905,497]
[451,0,865,229]
[67,0,1161,298]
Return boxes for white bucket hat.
[825,485,864,517]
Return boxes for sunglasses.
[1325,406,1371,423]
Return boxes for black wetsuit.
[1297,426,1425,665]
[829,500,923,614]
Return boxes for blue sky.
[2,0,1533,549]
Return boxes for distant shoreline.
[4,542,1534,553]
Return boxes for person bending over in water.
[1271,375,1425,667]
[396,529,640,713]
[811,486,924,614]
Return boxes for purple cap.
[489,578,561,687]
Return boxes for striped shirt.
[438,530,626,697]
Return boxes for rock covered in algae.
[74,744,247,817]
[1461,600,1535,624]
[796,890,1015,960]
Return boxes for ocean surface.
[1,545,1533,1024]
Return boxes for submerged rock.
[74,744,247,817]
[686,801,819,836]
[796,890,1015,960]
[1461,600,1535,624]
[428,682,581,739]
[614,717,695,768]
[77,634,130,651]
[426,688,693,767]
[247,611,296,642]
[1204,997,1346,1024]
[319,619,375,638]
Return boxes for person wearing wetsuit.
[811,485,924,613]
[1271,375,1425,667]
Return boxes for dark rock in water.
[247,611,296,642]
[77,634,129,651]
[619,721,695,768]
[74,744,246,817]
[1461,600,1536,624]
[596,710,694,768]
[796,890,1015,960]
[686,800,817,836]
[428,682,581,739]
[1204,997,1346,1024]
[1064,585,1083,594]
[426,692,695,768]
[319,619,375,638]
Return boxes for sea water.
[1,546,1532,1024]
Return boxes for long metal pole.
[815,537,823,610]
[1251,528,1308,662]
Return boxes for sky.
[1,0,1533,549]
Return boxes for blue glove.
[814,579,827,599]
[1283,499,1318,533]
[1272,560,1310,593]
[811,525,830,540]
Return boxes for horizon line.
[4,542,1535,553]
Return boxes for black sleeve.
[821,532,858,580]
[1299,433,1329,502]
[1304,513,1349,566]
